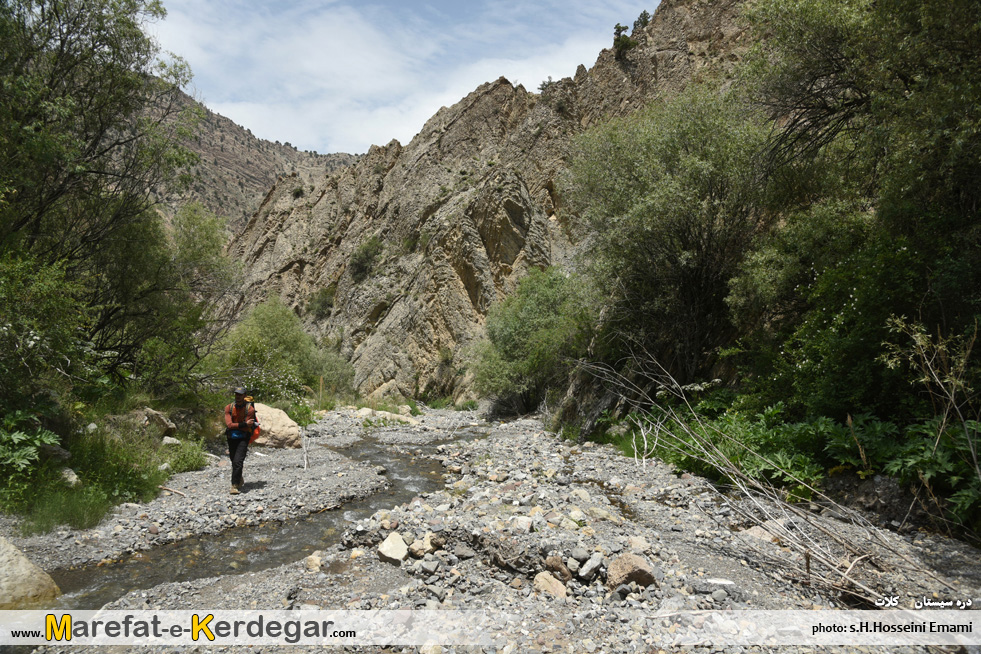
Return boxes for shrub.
[306,283,337,319]
[207,297,355,404]
[292,187,305,199]
[566,85,771,384]
[613,23,638,60]
[633,10,651,31]
[474,267,593,413]
[349,236,383,283]
[164,438,208,474]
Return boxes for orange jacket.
[224,402,256,433]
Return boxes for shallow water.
[47,433,469,610]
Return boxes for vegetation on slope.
[476,0,981,536]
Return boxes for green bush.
[306,283,337,319]
[164,438,208,474]
[349,236,383,282]
[566,85,771,384]
[207,297,355,404]
[633,10,651,31]
[0,255,89,408]
[12,424,172,533]
[474,267,592,413]
[613,23,638,60]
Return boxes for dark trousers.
[227,436,249,486]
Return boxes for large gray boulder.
[0,537,60,608]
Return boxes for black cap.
[233,387,247,395]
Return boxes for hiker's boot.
[230,486,240,495]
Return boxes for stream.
[45,434,463,610]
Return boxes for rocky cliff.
[157,91,358,229]
[226,0,749,400]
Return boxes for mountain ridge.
[158,90,358,229]
[223,0,749,400]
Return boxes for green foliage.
[555,0,981,538]
[0,0,233,410]
[633,10,651,31]
[306,283,337,319]
[566,85,771,383]
[474,267,593,413]
[613,23,638,60]
[207,297,355,404]
[0,0,197,266]
[884,419,981,530]
[292,186,305,199]
[349,236,384,283]
[729,0,981,420]
[128,203,238,400]
[0,413,60,510]
[0,254,89,407]
[5,419,185,532]
[163,438,208,474]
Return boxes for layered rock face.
[226,0,748,399]
[158,91,358,229]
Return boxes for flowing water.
[46,434,469,610]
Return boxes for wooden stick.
[158,485,186,497]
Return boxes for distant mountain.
[225,0,749,400]
[156,90,358,229]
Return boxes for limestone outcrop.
[225,0,748,400]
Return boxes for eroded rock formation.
[226,0,749,399]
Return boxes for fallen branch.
[158,485,186,497]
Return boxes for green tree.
[633,10,651,32]
[0,0,197,262]
[735,0,981,418]
[566,85,772,384]
[0,0,204,389]
[213,297,354,404]
[613,23,638,60]
[474,267,592,413]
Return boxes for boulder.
[0,537,60,608]
[141,408,177,438]
[578,552,604,581]
[305,551,323,572]
[251,403,302,448]
[40,443,71,462]
[606,553,658,590]
[545,555,573,582]
[60,468,81,487]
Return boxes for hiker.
[224,387,256,494]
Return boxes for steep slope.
[226,0,749,400]
[156,91,358,228]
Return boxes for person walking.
[224,387,256,494]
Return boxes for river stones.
[606,553,658,590]
[378,532,409,564]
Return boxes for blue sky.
[151,0,658,154]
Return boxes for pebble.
[7,407,980,654]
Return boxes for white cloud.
[152,0,657,154]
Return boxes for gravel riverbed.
[9,408,981,653]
